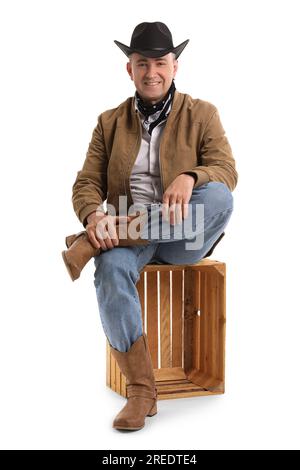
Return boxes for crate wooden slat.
[106,259,226,400]
[147,271,158,368]
[171,270,183,367]
[160,271,171,368]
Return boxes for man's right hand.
[86,211,131,251]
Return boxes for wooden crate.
[106,259,226,400]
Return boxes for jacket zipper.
[159,117,170,197]
[158,142,164,198]
[127,113,142,208]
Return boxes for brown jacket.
[72,90,238,226]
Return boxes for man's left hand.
[162,174,195,225]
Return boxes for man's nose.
[145,63,158,77]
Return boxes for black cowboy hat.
[114,22,189,59]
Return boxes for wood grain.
[106,260,226,400]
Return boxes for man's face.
[126,53,178,104]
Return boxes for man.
[67,22,238,431]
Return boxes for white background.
[0,0,299,450]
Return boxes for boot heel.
[61,250,79,281]
[147,402,157,417]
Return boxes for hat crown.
[114,21,189,59]
[130,22,174,51]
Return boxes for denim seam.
[168,207,233,241]
[204,206,233,222]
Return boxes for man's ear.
[173,60,179,79]
[126,62,133,81]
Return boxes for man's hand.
[162,174,195,225]
[86,211,130,250]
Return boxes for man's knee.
[93,247,137,287]
[192,182,233,214]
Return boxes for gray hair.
[129,52,177,62]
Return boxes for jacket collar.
[130,89,183,131]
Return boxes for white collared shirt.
[130,98,172,205]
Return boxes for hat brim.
[114,39,189,59]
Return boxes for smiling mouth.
[144,82,161,86]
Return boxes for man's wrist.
[86,210,105,225]
[183,172,197,185]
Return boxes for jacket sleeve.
[182,108,238,191]
[72,115,108,227]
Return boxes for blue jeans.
[93,182,233,351]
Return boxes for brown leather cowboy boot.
[62,213,149,281]
[110,333,158,431]
[61,231,101,281]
